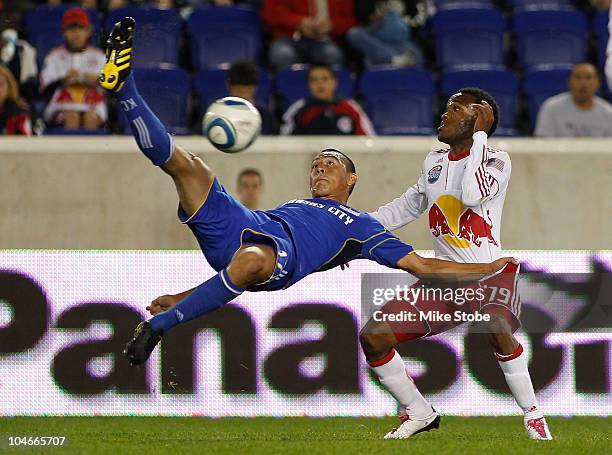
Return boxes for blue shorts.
[178,178,296,291]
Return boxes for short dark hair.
[307,63,336,80]
[317,148,357,196]
[457,87,500,136]
[237,168,262,184]
[228,61,259,86]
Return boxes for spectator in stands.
[281,63,375,135]
[0,65,32,135]
[262,0,356,72]
[236,168,264,210]
[227,60,279,135]
[40,7,107,130]
[0,28,38,105]
[347,0,423,68]
[535,63,612,137]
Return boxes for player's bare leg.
[359,320,440,439]
[486,315,553,440]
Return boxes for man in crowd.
[281,63,375,135]
[535,63,612,137]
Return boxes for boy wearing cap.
[40,7,106,130]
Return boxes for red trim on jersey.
[448,150,470,161]
[495,343,524,362]
[368,349,396,367]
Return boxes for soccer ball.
[203,97,262,153]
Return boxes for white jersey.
[371,132,511,263]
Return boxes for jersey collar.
[448,150,470,161]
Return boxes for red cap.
[62,8,91,30]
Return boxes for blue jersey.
[266,198,413,285]
[180,179,414,291]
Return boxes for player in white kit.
[360,88,553,441]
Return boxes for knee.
[486,314,512,335]
[314,43,344,66]
[359,325,396,360]
[231,246,275,284]
[269,39,299,71]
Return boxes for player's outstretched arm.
[397,253,517,281]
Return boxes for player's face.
[63,25,91,52]
[569,64,599,104]
[309,154,354,199]
[308,68,337,102]
[237,174,263,210]
[437,93,478,145]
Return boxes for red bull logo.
[428,195,498,248]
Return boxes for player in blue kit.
[98,18,515,367]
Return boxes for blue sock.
[118,73,172,166]
[149,269,244,333]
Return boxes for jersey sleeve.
[461,131,511,207]
[370,172,427,230]
[360,217,414,268]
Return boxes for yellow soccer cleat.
[99,17,135,92]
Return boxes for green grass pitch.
[0,416,610,454]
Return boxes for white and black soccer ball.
[203,97,262,153]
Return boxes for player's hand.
[472,101,494,134]
[489,257,518,273]
[340,262,350,271]
[146,294,179,315]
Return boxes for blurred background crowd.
[1,0,611,137]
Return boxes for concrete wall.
[1,136,610,250]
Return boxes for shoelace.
[527,417,548,437]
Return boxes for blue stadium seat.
[359,68,434,135]
[187,7,262,70]
[593,10,609,70]
[431,7,505,70]
[433,0,494,10]
[509,0,573,8]
[119,68,192,135]
[522,66,572,128]
[194,68,272,117]
[276,66,356,112]
[24,6,101,66]
[513,7,588,70]
[105,8,182,68]
[441,67,519,136]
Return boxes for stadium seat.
[359,67,434,135]
[187,6,262,70]
[276,66,356,112]
[593,10,609,70]
[119,68,192,135]
[24,5,101,66]
[431,7,505,70]
[105,7,182,68]
[441,67,519,136]
[194,68,272,118]
[512,7,588,70]
[433,0,494,10]
[522,65,572,128]
[509,0,573,8]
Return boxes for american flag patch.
[486,157,504,172]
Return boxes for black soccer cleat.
[99,17,135,92]
[124,321,162,366]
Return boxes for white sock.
[497,344,542,419]
[369,349,434,420]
